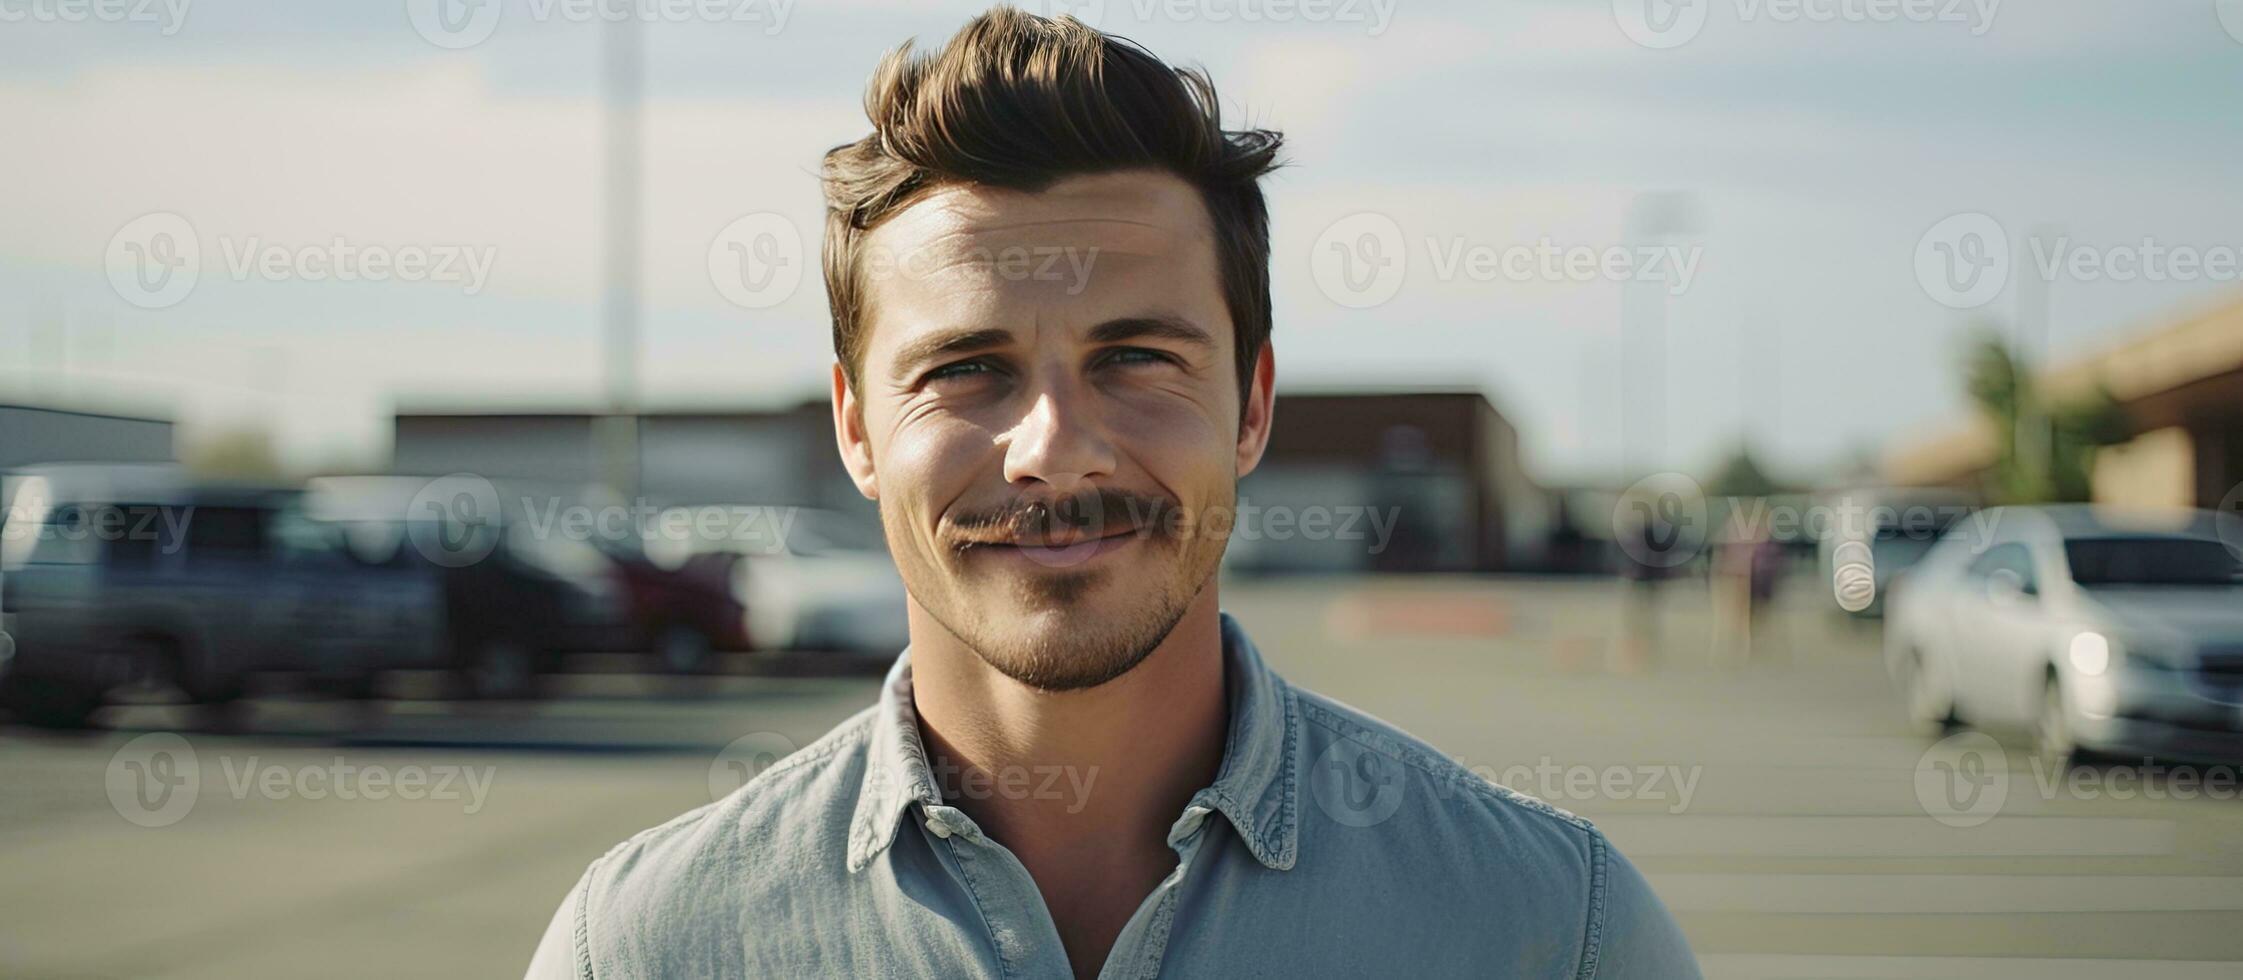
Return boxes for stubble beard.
[888,506,1227,693]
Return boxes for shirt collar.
[846,612,1301,873]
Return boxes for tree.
[1960,323,2128,504]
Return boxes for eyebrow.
[1087,316,1215,349]
[886,316,1216,383]
[889,327,1015,382]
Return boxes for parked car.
[0,464,449,726]
[652,505,907,660]
[1884,504,2243,766]
[305,475,636,694]
[608,545,751,672]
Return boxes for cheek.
[880,411,998,511]
[1108,397,1235,492]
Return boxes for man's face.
[833,170,1273,691]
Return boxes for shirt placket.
[922,802,1073,979]
[917,801,1222,980]
[1096,801,1217,980]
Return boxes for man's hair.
[820,6,1282,400]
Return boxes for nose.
[1000,380,1117,493]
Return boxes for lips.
[953,522,1145,569]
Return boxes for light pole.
[598,13,645,498]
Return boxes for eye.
[1098,347,1178,369]
[923,358,1000,385]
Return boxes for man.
[527,8,1697,977]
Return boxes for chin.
[964,583,1195,692]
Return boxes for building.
[1238,390,1550,573]
[391,403,857,512]
[393,388,1549,572]
[1885,292,2243,510]
[0,402,175,471]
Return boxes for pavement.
[4,575,2241,978]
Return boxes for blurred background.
[6,0,2243,976]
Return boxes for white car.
[650,506,907,660]
[1885,505,2243,766]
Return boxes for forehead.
[856,171,1227,352]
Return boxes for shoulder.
[1288,687,1697,978]
[557,707,881,971]
[1292,686,1597,847]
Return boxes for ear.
[1234,343,1276,478]
[832,362,879,500]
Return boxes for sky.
[4,0,2243,486]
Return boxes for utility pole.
[598,13,645,499]
[1621,191,1705,480]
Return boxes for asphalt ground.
[4,575,2240,978]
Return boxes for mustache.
[945,488,1176,547]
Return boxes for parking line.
[1598,816,2175,858]
[1652,873,2243,914]
[1701,954,2243,979]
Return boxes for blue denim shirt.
[525,614,1699,978]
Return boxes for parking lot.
[5,576,2242,978]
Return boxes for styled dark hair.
[820,5,1283,399]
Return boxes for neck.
[907,586,1230,851]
